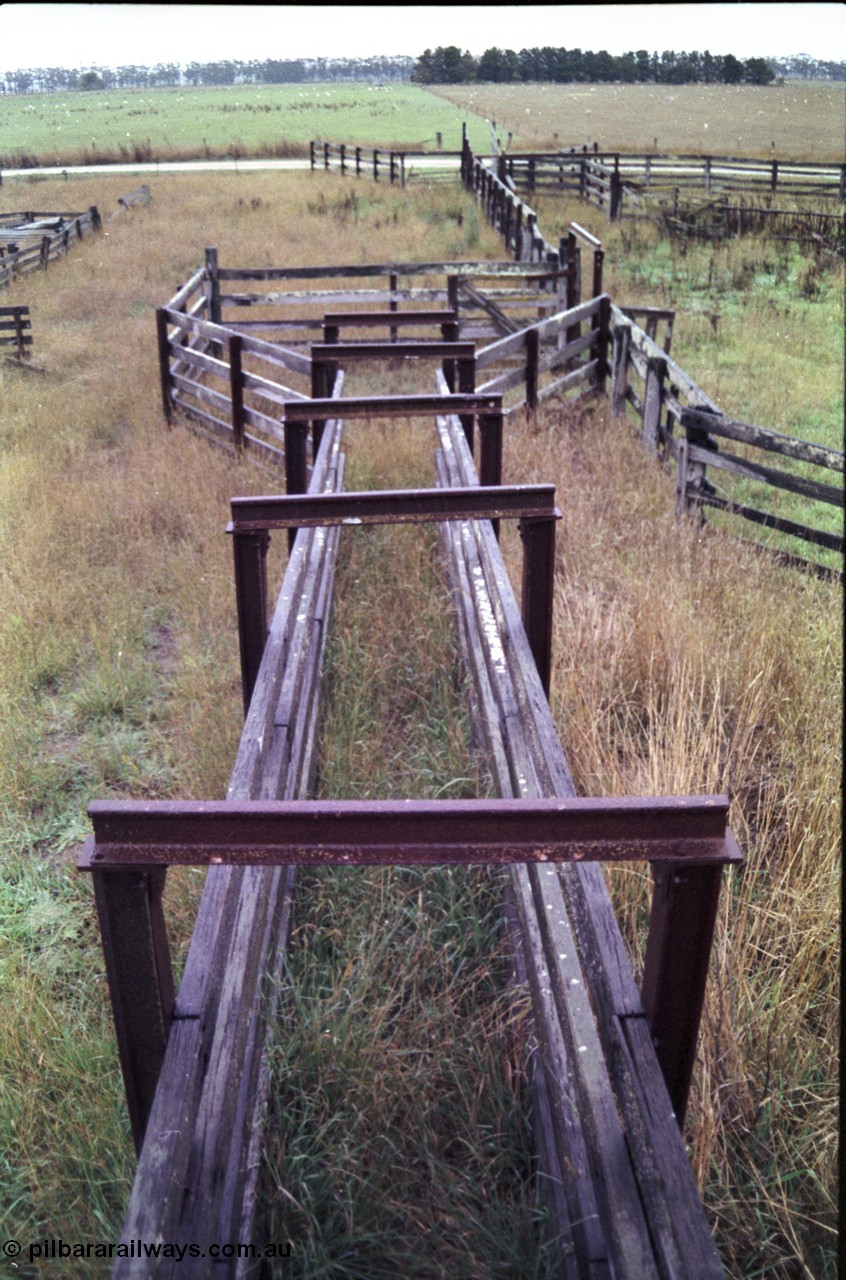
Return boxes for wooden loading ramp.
[81,321,739,1279]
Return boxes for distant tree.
[412,46,474,84]
[743,57,776,85]
[77,70,105,90]
[721,53,744,84]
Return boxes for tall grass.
[501,398,841,1278]
[258,416,545,1277]
[0,170,503,1277]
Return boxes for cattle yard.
[1,109,842,1278]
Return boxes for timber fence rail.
[0,207,101,287]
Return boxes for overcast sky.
[1,4,844,71]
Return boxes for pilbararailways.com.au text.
[3,1239,292,1264]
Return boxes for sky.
[0,3,844,71]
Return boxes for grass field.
[0,79,842,1280]
[0,82,490,169]
[430,81,846,161]
[2,80,844,171]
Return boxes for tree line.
[0,55,415,94]
[1,49,843,95]
[412,45,845,85]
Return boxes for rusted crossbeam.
[83,794,742,868]
[228,485,557,703]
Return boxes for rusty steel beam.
[83,795,742,869]
[228,485,557,533]
[312,340,475,361]
[282,393,499,420]
[322,310,458,328]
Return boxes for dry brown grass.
[501,398,841,1278]
[430,81,846,161]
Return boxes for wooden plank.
[682,410,845,473]
[112,419,346,1279]
[686,441,844,507]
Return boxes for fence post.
[678,407,719,515]
[642,356,667,454]
[229,333,245,454]
[609,169,623,222]
[373,148,379,181]
[611,321,631,417]
[40,235,50,269]
[339,144,346,176]
[526,326,539,411]
[204,246,221,324]
[704,157,711,192]
[594,295,611,394]
[592,246,604,299]
[323,141,330,171]
[156,308,174,426]
[309,140,315,171]
[675,431,692,515]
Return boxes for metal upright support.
[519,514,557,698]
[284,418,309,550]
[231,525,270,713]
[457,352,476,452]
[641,861,726,1126]
[86,859,174,1154]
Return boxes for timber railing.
[0,304,32,359]
[0,207,101,287]
[157,252,615,463]
[609,304,844,578]
[83,350,738,1276]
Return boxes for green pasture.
[0,82,492,167]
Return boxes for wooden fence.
[0,304,32,359]
[607,153,846,201]
[0,207,101,288]
[609,305,844,577]
[157,252,615,464]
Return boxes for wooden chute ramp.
[80,267,742,1279]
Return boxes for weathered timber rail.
[0,303,32,359]
[434,391,728,1275]
[0,207,101,287]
